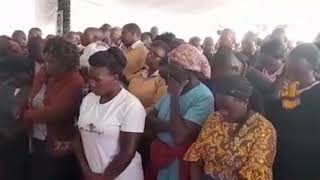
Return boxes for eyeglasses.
[147,46,165,59]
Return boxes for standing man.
[150,26,159,40]
[121,23,149,81]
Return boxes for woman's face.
[167,62,190,83]
[216,94,248,123]
[146,46,166,70]
[88,66,118,96]
[45,54,63,76]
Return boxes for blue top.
[155,83,215,147]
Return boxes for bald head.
[82,27,104,46]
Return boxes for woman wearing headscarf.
[267,44,320,180]
[184,75,276,180]
[146,44,215,180]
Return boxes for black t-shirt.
[268,83,320,179]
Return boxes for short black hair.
[122,23,141,36]
[261,39,286,59]
[100,23,112,32]
[154,32,185,51]
[89,47,127,77]
[12,30,26,39]
[43,37,80,71]
[289,43,320,69]
[189,36,201,44]
[29,28,42,34]
[141,32,152,41]
[151,40,170,55]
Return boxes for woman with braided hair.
[184,75,276,180]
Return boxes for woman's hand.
[168,77,189,96]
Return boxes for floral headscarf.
[168,44,211,79]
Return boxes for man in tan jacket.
[121,23,148,81]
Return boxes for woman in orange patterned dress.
[184,75,277,180]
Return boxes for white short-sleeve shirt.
[78,89,146,180]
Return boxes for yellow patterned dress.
[184,113,276,180]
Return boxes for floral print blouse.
[184,113,277,180]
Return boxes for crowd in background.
[1,22,320,180]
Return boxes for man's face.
[28,30,42,40]
[14,34,27,48]
[121,28,136,47]
[111,29,122,45]
[218,31,235,49]
[242,39,256,55]
[81,31,94,46]
[203,41,214,53]
[151,27,159,38]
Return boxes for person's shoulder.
[253,113,276,134]
[68,71,85,86]
[121,88,144,106]
[82,92,98,105]
[194,83,214,98]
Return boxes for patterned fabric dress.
[184,113,276,180]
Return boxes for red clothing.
[23,68,85,156]
[145,139,190,180]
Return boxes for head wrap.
[168,44,211,79]
[215,75,253,101]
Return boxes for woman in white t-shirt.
[74,47,146,180]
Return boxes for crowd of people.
[1,22,320,180]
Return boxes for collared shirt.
[122,40,144,53]
[122,41,149,81]
[184,113,276,180]
[128,68,167,110]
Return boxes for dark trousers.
[30,138,82,180]
[0,132,30,180]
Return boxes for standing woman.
[268,44,320,180]
[146,44,215,180]
[184,75,276,180]
[23,37,85,180]
[75,47,146,180]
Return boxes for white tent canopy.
[0,0,319,41]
